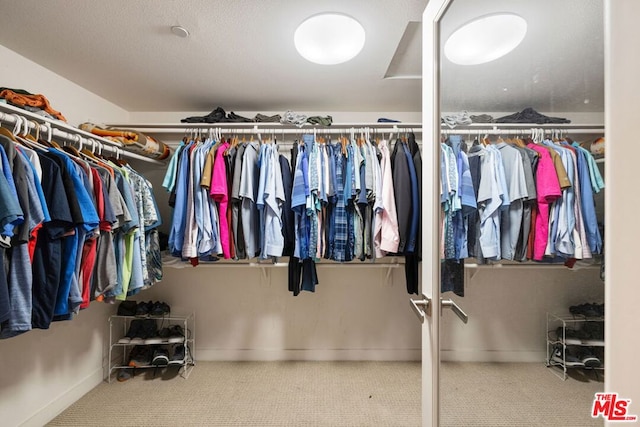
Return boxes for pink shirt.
[210,142,231,258]
[527,144,562,260]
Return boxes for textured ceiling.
[0,0,603,114]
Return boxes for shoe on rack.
[117,368,133,382]
[135,301,153,317]
[169,344,186,366]
[569,302,604,318]
[577,347,602,368]
[152,347,170,367]
[167,325,185,344]
[149,327,172,344]
[117,300,138,317]
[118,319,145,344]
[551,345,584,368]
[555,327,587,344]
[141,319,159,344]
[150,301,171,317]
[129,346,153,367]
[582,321,605,341]
[146,325,172,345]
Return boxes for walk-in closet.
[0,0,638,426]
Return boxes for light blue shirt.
[240,142,260,258]
[477,147,509,260]
[545,141,575,257]
[262,144,285,258]
[162,141,185,192]
[496,143,528,260]
[168,141,193,257]
[574,147,603,253]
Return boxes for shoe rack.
[546,311,604,381]
[107,311,196,383]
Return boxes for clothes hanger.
[0,114,21,142]
[80,138,103,162]
[81,138,109,168]
[62,134,83,158]
[12,116,46,150]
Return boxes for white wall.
[0,44,128,426]
[604,0,640,423]
[0,44,128,126]
[441,268,603,362]
[140,266,421,361]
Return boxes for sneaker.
[117,368,133,382]
[135,301,153,317]
[569,302,604,318]
[167,325,185,343]
[129,346,152,367]
[118,319,145,344]
[117,300,137,316]
[551,345,584,368]
[169,344,186,366]
[582,321,605,341]
[140,319,158,340]
[578,347,602,368]
[150,301,171,317]
[146,327,172,344]
[152,347,170,367]
[131,319,158,344]
[145,333,164,345]
[555,327,585,344]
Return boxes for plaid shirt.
[332,145,348,262]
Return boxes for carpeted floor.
[48,361,603,426]
[440,362,603,427]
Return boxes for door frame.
[421,0,452,426]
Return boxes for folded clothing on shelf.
[79,122,171,160]
[494,107,571,124]
[0,87,67,121]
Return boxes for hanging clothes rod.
[0,103,166,165]
[440,127,604,135]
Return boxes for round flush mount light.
[171,25,190,38]
[444,13,527,65]
[294,13,365,65]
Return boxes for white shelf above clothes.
[0,103,167,165]
[105,122,423,131]
[162,254,404,285]
[440,123,605,135]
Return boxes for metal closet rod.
[0,105,166,165]
[105,123,423,136]
[440,125,604,135]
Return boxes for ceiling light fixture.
[171,25,190,38]
[444,13,527,65]
[294,13,365,65]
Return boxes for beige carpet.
[48,361,602,426]
[440,362,603,427]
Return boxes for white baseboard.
[20,368,104,427]
[440,349,545,363]
[195,348,422,361]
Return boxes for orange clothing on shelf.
[0,89,67,121]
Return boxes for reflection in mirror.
[437,1,605,426]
